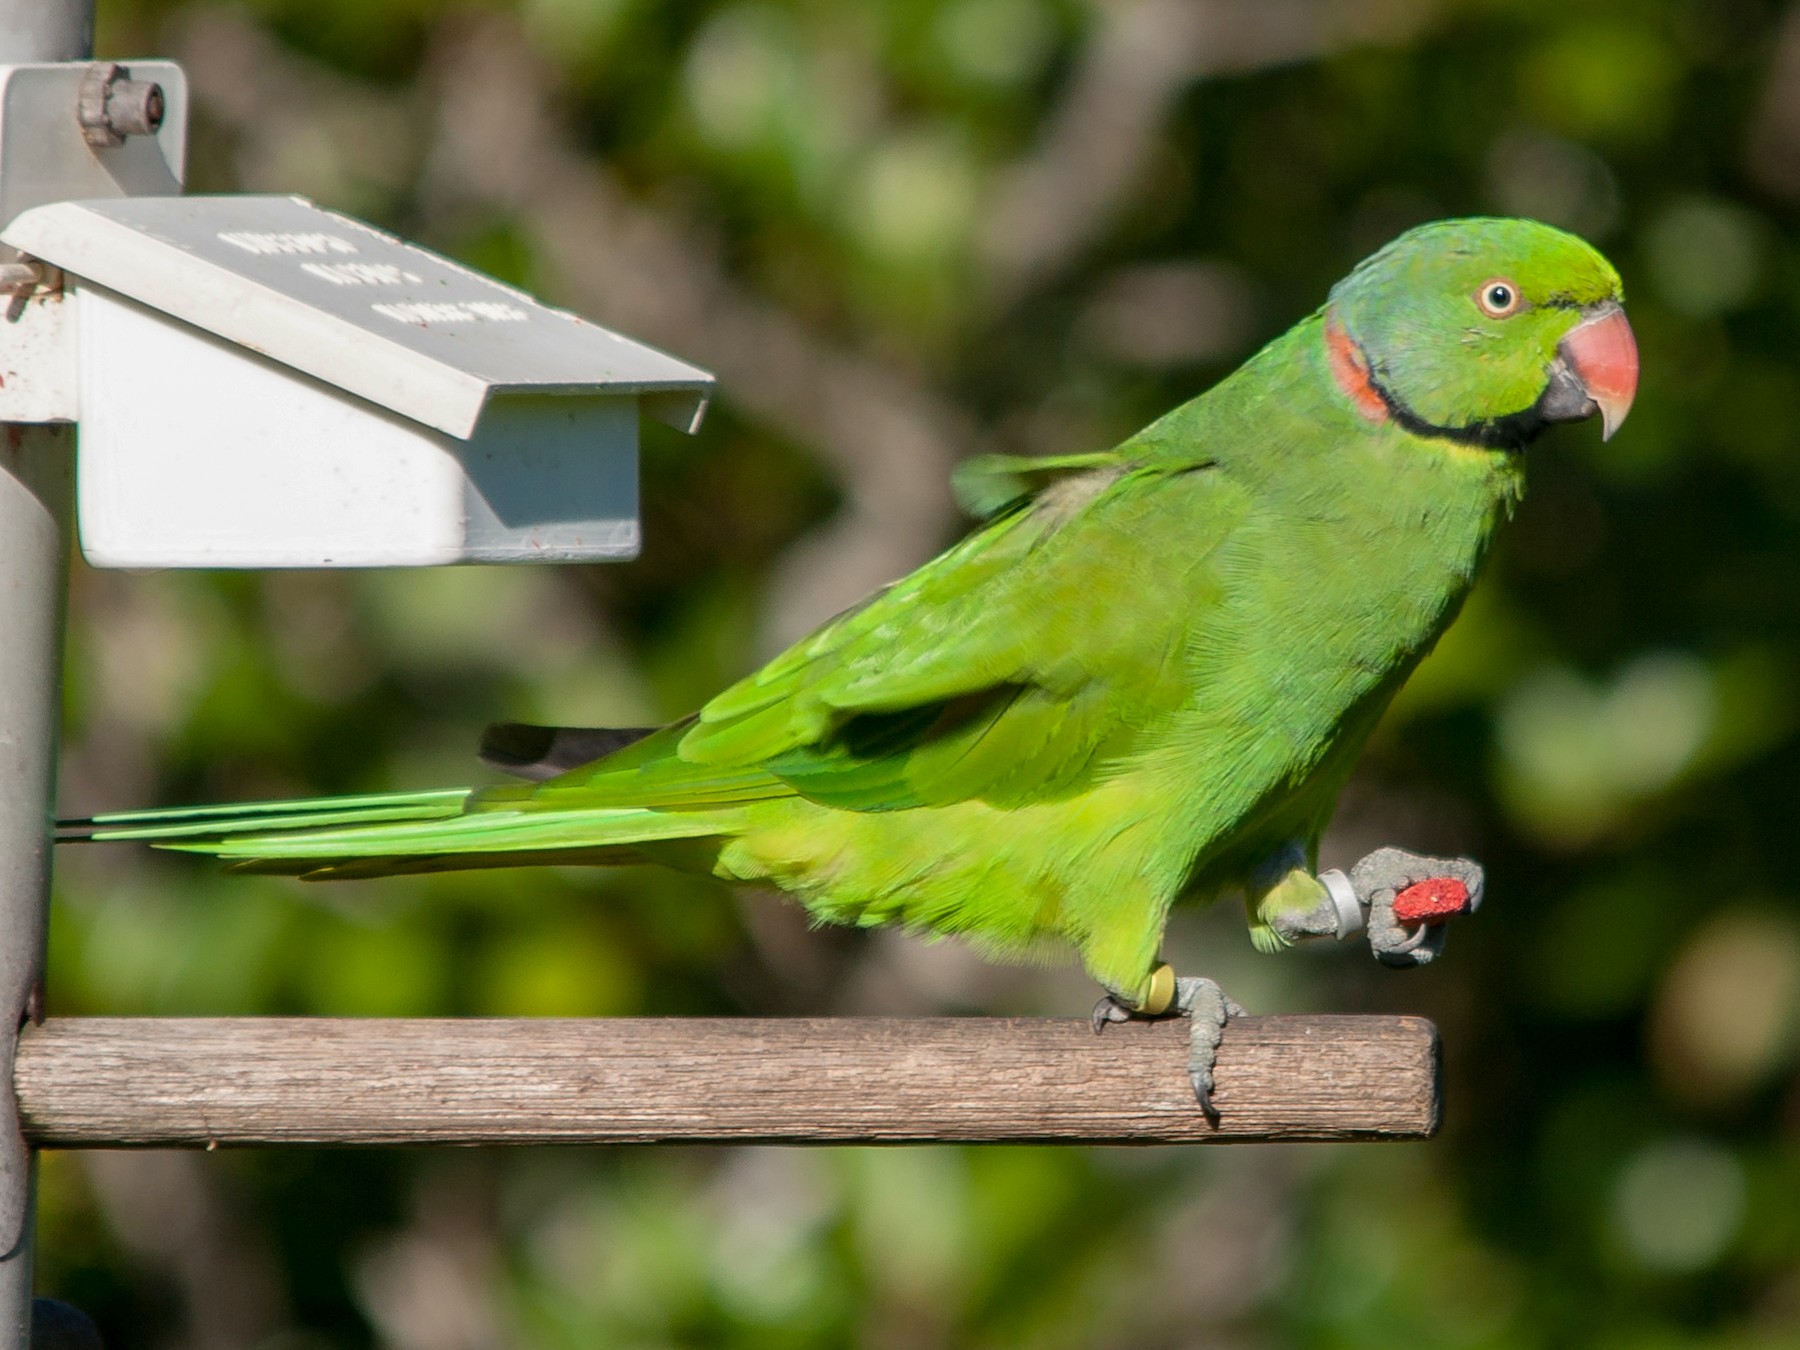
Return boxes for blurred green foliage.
[35,0,1800,1345]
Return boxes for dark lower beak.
[1539,304,1638,441]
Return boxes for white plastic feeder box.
[0,193,713,567]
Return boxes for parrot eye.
[1476,278,1521,317]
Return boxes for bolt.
[0,264,45,295]
[77,63,166,149]
[106,78,164,137]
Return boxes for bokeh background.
[34,0,1800,1345]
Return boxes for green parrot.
[65,217,1637,1119]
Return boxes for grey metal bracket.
[0,59,186,248]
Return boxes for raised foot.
[1346,847,1483,967]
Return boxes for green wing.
[531,453,1242,816]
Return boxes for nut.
[78,63,165,149]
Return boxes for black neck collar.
[1361,358,1548,452]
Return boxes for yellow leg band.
[1139,962,1176,1016]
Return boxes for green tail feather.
[166,803,728,862]
[225,844,658,880]
[59,789,473,844]
[59,785,734,880]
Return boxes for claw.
[1091,994,1134,1035]
[1386,924,1431,956]
[1191,1074,1220,1127]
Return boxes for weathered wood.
[13,1015,1439,1146]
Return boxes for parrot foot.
[1325,847,1484,967]
[1091,964,1243,1125]
[1174,976,1245,1125]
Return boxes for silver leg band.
[1319,868,1364,940]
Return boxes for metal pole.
[0,436,75,1347]
[0,5,92,1347]
[0,433,75,1348]
[0,4,92,68]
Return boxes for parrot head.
[1324,217,1636,447]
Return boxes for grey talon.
[1091,994,1134,1035]
[1191,1077,1220,1127]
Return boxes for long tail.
[59,788,474,844]
[58,785,731,880]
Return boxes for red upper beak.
[1559,306,1638,441]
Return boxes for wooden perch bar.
[13,1015,1439,1146]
